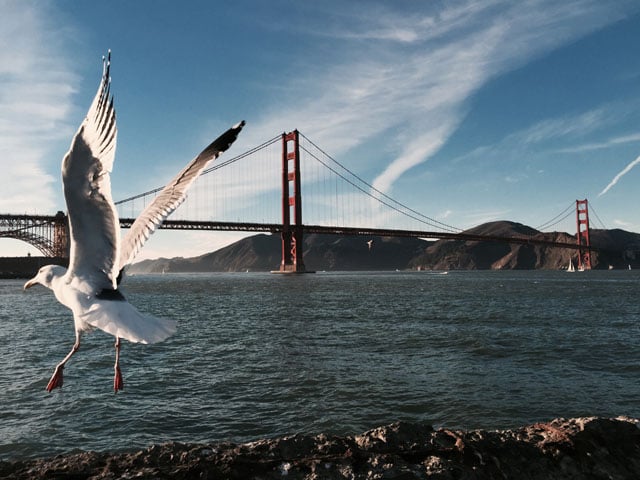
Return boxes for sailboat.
[567,259,575,272]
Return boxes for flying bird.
[24,52,245,392]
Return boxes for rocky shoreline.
[1,417,639,479]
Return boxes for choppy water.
[1,270,639,460]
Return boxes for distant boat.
[567,259,575,272]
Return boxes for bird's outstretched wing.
[63,51,120,291]
[118,120,245,269]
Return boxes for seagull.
[24,51,245,392]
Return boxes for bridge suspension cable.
[535,201,575,231]
[298,132,462,233]
[588,202,607,230]
[201,134,281,176]
[113,129,603,243]
[114,134,281,206]
[114,130,463,234]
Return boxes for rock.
[1,417,639,479]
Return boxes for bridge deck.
[122,218,588,251]
[1,214,593,257]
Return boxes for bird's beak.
[24,277,38,290]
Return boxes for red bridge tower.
[575,199,591,270]
[276,130,306,273]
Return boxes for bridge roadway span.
[0,213,588,253]
[120,218,588,251]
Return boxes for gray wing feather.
[119,120,245,269]
[63,52,120,290]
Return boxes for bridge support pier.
[53,211,70,258]
[274,130,307,274]
[576,199,591,270]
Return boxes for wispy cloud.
[0,1,77,213]
[598,155,640,197]
[504,174,527,184]
[323,0,504,45]
[463,208,512,226]
[448,104,617,181]
[251,0,635,198]
[556,132,640,153]
[613,218,636,229]
[520,108,609,145]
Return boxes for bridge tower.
[575,199,591,270]
[277,130,306,273]
[52,211,70,258]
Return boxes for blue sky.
[2,0,640,260]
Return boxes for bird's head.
[24,265,66,291]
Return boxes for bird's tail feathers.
[81,299,176,344]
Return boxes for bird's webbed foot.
[113,337,124,392]
[46,365,64,392]
[113,365,124,392]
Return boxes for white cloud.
[463,208,512,226]
[612,219,637,230]
[248,0,635,200]
[598,154,640,197]
[0,1,77,213]
[520,109,608,145]
[372,123,453,194]
[556,132,640,154]
[505,174,526,183]
[451,105,624,171]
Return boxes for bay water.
[1,270,638,460]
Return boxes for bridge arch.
[0,212,69,257]
[1,232,56,257]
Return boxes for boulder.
[1,417,639,479]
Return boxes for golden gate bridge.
[0,130,598,271]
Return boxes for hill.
[410,221,574,270]
[127,221,640,273]
[128,234,431,274]
[411,221,640,270]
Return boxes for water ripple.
[1,271,639,459]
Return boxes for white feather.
[62,52,119,291]
[25,53,244,348]
[119,120,245,268]
[25,53,244,350]
[82,301,176,344]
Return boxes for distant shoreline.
[4,224,640,276]
[0,257,67,279]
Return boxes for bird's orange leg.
[113,337,123,392]
[47,331,81,392]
